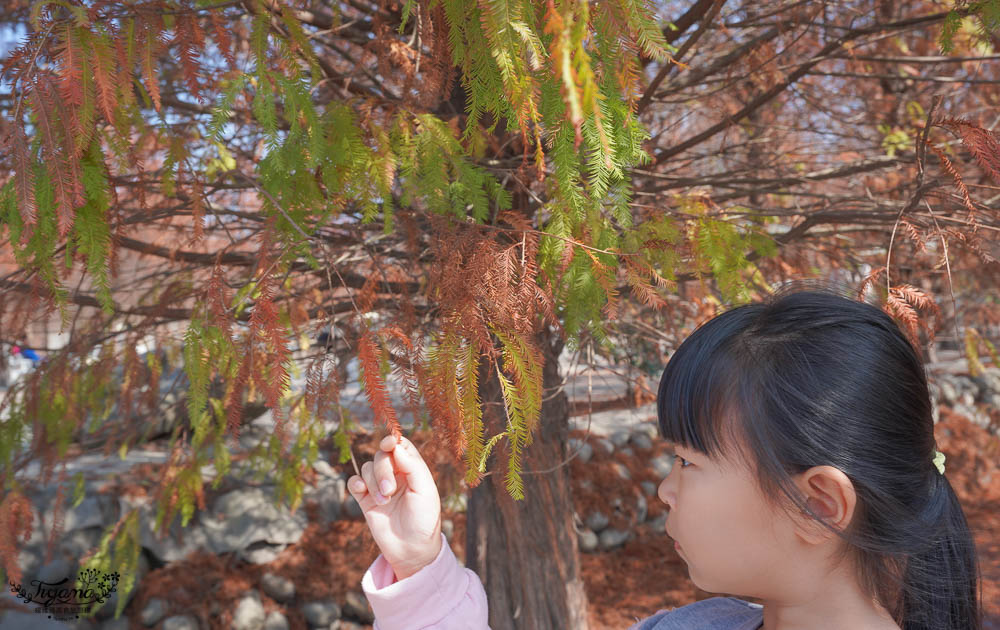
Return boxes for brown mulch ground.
[106,404,1000,629]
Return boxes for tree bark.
[466,326,589,630]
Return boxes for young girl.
[347,288,983,629]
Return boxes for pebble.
[344,496,364,519]
[640,481,657,497]
[441,518,454,540]
[633,421,660,440]
[263,611,290,630]
[312,460,339,479]
[141,598,169,626]
[232,590,265,630]
[568,438,593,463]
[260,573,295,603]
[636,492,648,524]
[938,379,958,405]
[37,555,73,584]
[0,610,75,630]
[343,591,374,624]
[613,462,631,480]
[577,529,598,553]
[585,511,609,533]
[630,432,654,450]
[609,431,631,448]
[598,528,630,551]
[239,541,287,565]
[647,513,668,534]
[102,617,130,630]
[301,600,341,627]
[650,453,674,478]
[162,616,199,630]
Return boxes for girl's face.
[657,442,800,598]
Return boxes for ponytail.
[899,475,982,630]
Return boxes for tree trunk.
[466,326,589,630]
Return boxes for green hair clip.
[932,449,946,475]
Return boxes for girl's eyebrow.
[672,443,693,457]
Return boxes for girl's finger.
[381,435,436,496]
[347,474,368,500]
[373,447,396,497]
[361,460,389,506]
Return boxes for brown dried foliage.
[0,491,34,585]
[358,328,403,439]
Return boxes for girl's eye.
[675,455,691,468]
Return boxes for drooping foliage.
[1,0,999,619]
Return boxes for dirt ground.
[111,403,1000,629]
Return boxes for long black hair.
[657,286,982,630]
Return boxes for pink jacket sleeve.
[361,533,491,630]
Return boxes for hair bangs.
[656,310,756,462]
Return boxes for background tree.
[0,1,998,628]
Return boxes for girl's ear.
[792,465,858,545]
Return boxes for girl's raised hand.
[346,434,443,580]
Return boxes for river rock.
[239,541,288,565]
[40,496,111,535]
[598,528,630,551]
[59,526,104,559]
[609,431,631,448]
[117,495,211,564]
[983,392,1000,411]
[260,573,295,603]
[567,438,593,463]
[650,454,674,478]
[343,496,364,519]
[303,475,345,526]
[36,554,73,584]
[0,610,74,629]
[301,600,341,627]
[636,492,648,524]
[937,378,958,406]
[140,597,169,626]
[611,462,630,480]
[633,421,660,441]
[577,529,598,553]
[262,611,290,630]
[231,590,266,630]
[101,617,130,630]
[647,513,668,534]
[312,460,338,479]
[630,432,653,451]
[342,591,374,624]
[199,487,307,554]
[584,511,609,533]
[161,615,199,630]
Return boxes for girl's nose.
[657,462,677,509]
